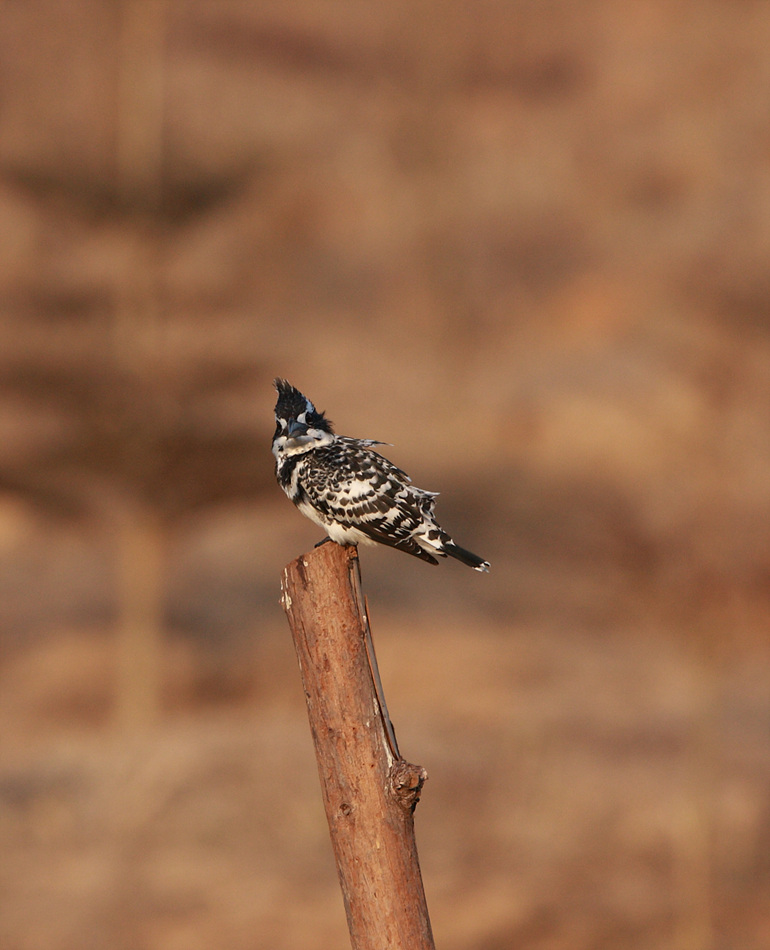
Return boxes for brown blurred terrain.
[1,2,770,948]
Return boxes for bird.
[272,378,490,572]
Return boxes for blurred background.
[1,2,769,948]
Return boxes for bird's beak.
[288,419,308,438]
[285,418,313,448]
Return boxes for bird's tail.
[442,541,490,573]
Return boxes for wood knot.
[389,760,428,812]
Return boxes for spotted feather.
[272,379,490,572]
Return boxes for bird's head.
[272,378,335,458]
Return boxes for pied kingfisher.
[272,379,490,572]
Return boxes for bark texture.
[281,542,434,950]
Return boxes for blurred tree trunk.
[112,0,168,729]
[114,503,166,729]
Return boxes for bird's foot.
[313,536,334,548]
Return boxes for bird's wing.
[304,441,442,559]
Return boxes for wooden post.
[281,543,435,950]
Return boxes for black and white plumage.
[272,378,490,572]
